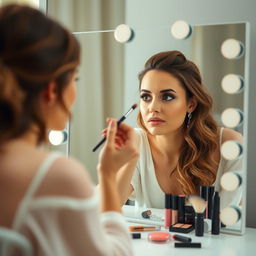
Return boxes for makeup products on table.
[169,223,194,233]
[148,232,170,243]
[178,195,185,223]
[92,103,137,152]
[174,242,201,248]
[141,210,151,219]
[207,186,215,219]
[164,194,172,228]
[211,192,220,235]
[129,226,161,232]
[200,186,208,218]
[131,233,141,239]
[171,195,178,225]
[171,234,191,243]
[184,205,195,224]
[189,196,207,236]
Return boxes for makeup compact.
[148,232,171,243]
[169,223,194,233]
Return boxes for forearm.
[116,157,138,205]
[98,172,122,213]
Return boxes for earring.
[187,112,192,128]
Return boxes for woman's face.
[140,70,194,135]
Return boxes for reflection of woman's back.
[117,50,243,210]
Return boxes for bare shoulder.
[221,127,243,144]
[36,155,95,199]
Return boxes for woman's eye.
[162,93,174,101]
[140,94,152,102]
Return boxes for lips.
[148,117,165,124]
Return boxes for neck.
[147,129,185,157]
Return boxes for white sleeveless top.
[12,153,132,256]
[130,128,243,209]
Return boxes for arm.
[97,119,139,212]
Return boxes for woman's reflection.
[117,50,243,209]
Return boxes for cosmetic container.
[211,192,220,235]
[178,195,185,223]
[148,232,170,243]
[171,195,178,225]
[164,194,172,228]
[207,186,215,219]
[174,242,201,248]
[171,234,191,243]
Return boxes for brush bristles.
[131,103,138,110]
[189,196,207,213]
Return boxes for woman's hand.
[97,118,139,176]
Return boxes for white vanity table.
[130,227,256,256]
[123,205,255,255]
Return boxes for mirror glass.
[47,2,246,235]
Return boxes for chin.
[147,127,167,136]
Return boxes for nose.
[148,98,160,113]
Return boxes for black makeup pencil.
[189,196,207,237]
[92,104,137,152]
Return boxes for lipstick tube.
[164,194,172,228]
[211,192,220,235]
[171,195,178,225]
[172,234,191,243]
[178,195,185,223]
[207,186,215,219]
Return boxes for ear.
[187,96,197,113]
[43,81,58,104]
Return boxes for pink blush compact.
[148,232,171,243]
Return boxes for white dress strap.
[12,152,62,229]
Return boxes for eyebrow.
[140,89,177,93]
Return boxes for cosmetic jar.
[148,232,171,243]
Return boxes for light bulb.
[221,172,242,191]
[221,140,243,160]
[171,20,192,40]
[114,24,133,43]
[49,130,68,146]
[221,39,244,59]
[221,108,243,128]
[221,74,244,94]
[220,206,241,226]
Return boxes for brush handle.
[195,213,204,236]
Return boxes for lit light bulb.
[221,39,244,59]
[221,108,243,128]
[48,130,68,146]
[221,74,244,94]
[221,140,243,160]
[220,206,241,226]
[221,172,242,191]
[171,20,192,40]
[114,24,133,43]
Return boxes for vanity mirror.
[46,1,248,235]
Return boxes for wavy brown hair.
[0,4,80,145]
[137,51,219,195]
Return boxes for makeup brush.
[92,103,138,152]
[189,196,207,236]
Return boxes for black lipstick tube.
[195,212,204,236]
[207,186,215,219]
[178,195,185,223]
[211,192,220,235]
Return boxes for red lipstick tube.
[164,194,172,228]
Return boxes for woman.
[116,50,243,209]
[0,4,138,255]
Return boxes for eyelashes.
[140,93,175,102]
